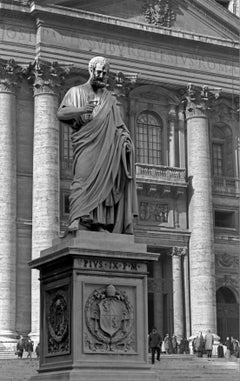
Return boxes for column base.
[31,368,158,381]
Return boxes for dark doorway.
[216,287,239,341]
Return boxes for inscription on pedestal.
[84,284,135,353]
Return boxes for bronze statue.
[57,56,138,234]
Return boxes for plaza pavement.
[0,354,239,381]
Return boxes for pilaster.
[28,60,64,344]
[168,105,177,167]
[171,246,186,339]
[0,59,22,342]
[185,84,220,335]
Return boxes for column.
[153,259,163,335]
[0,59,22,343]
[171,247,185,339]
[185,84,219,335]
[178,103,186,169]
[168,104,177,167]
[29,61,63,344]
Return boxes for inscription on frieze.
[84,284,135,353]
[46,287,70,356]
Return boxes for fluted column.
[172,247,186,339]
[0,60,22,343]
[29,61,63,343]
[168,104,177,167]
[185,84,220,335]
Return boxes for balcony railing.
[213,176,240,195]
[135,163,187,186]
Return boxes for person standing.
[195,332,204,357]
[171,334,177,354]
[205,329,214,359]
[57,56,138,235]
[16,335,25,359]
[149,327,162,364]
[26,338,34,359]
[164,333,170,354]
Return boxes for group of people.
[192,331,240,359]
[192,330,214,359]
[149,327,240,364]
[16,336,40,359]
[148,328,190,364]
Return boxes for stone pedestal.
[29,232,159,381]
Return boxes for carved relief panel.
[83,283,136,354]
[44,282,71,357]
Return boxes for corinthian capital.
[183,83,221,119]
[26,60,66,95]
[171,246,188,257]
[0,59,23,92]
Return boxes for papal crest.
[84,284,134,352]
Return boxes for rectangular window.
[212,143,223,176]
[214,210,235,228]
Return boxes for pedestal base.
[30,232,159,381]
[32,368,158,381]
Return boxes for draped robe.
[58,83,138,234]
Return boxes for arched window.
[212,124,234,177]
[136,111,163,165]
[216,287,237,304]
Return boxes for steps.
[0,355,239,381]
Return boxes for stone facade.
[0,0,239,350]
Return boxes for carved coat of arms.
[85,284,134,352]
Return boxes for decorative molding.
[0,59,23,93]
[84,284,135,353]
[142,0,178,28]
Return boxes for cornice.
[27,3,239,49]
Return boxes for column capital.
[0,59,23,93]
[26,59,66,96]
[108,71,138,99]
[183,83,221,119]
[171,246,188,257]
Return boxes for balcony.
[135,163,187,187]
[213,176,240,196]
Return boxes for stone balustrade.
[135,163,187,185]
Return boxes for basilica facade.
[0,0,239,350]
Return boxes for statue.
[57,56,138,234]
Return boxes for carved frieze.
[0,58,23,92]
[216,252,239,268]
[139,200,168,223]
[84,284,135,353]
[142,0,177,28]
[46,288,70,355]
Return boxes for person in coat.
[149,327,162,364]
[205,329,214,359]
[195,332,204,357]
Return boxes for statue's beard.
[90,77,106,90]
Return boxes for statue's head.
[88,56,110,89]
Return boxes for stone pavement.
[0,355,239,381]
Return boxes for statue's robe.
[58,83,138,234]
